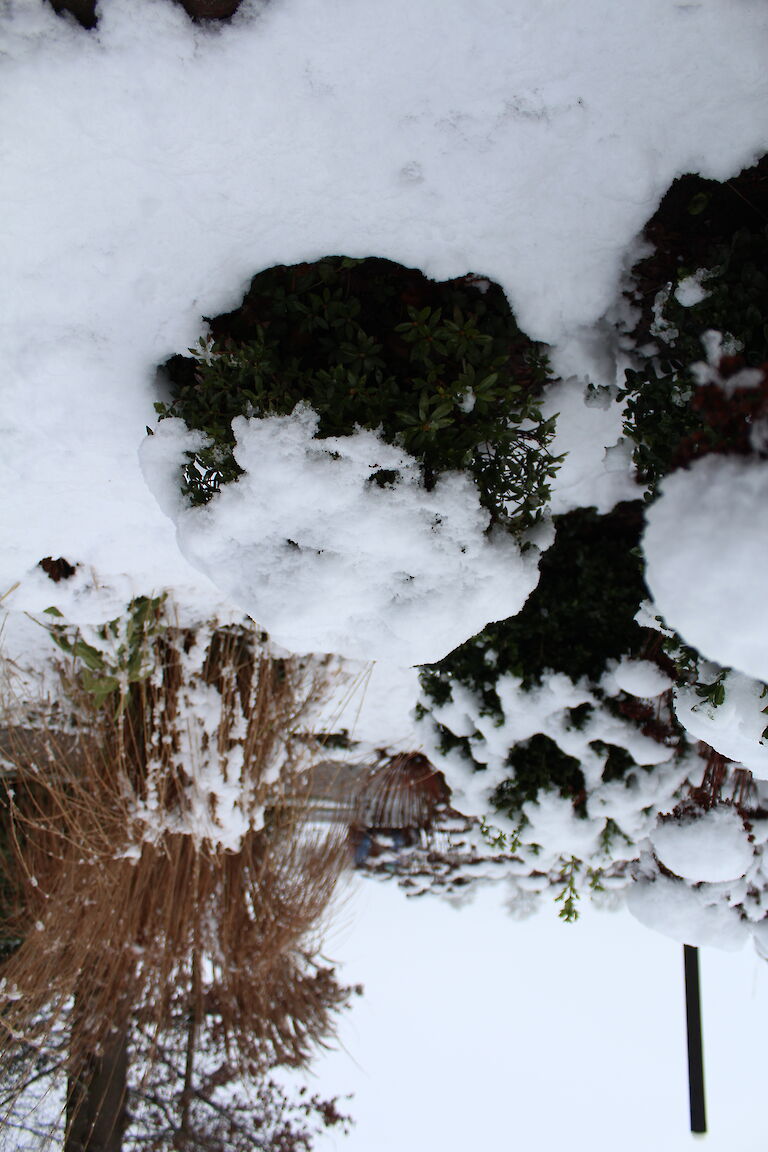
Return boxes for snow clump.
[674,269,711,308]
[141,406,541,665]
[650,804,753,883]
[626,871,749,951]
[607,657,672,698]
[673,670,768,777]
[643,454,768,682]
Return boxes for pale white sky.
[309,879,768,1152]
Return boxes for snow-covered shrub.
[633,340,768,773]
[621,224,768,789]
[411,474,768,941]
[406,232,768,942]
[627,763,768,952]
[673,669,768,778]
[418,659,693,918]
[413,499,699,918]
[619,182,768,771]
[145,257,559,662]
[417,644,768,944]
[418,502,650,753]
[625,334,768,690]
[579,167,768,932]
[155,257,558,530]
[618,167,768,494]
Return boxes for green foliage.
[590,741,637,784]
[655,226,768,370]
[598,817,634,855]
[662,628,768,736]
[155,257,560,533]
[619,363,704,493]
[553,856,581,922]
[478,816,522,853]
[693,670,728,710]
[478,821,623,923]
[42,595,165,710]
[420,502,648,742]
[619,181,768,493]
[491,735,587,820]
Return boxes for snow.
[140,407,541,664]
[607,657,673,699]
[691,329,764,394]
[539,375,641,515]
[423,667,678,819]
[651,805,753,883]
[674,671,768,778]
[675,270,711,308]
[1,0,767,622]
[626,872,749,951]
[417,664,693,908]
[643,455,768,683]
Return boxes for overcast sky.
[307,879,768,1152]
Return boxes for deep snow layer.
[1,0,767,622]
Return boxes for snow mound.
[609,657,672,698]
[674,671,768,778]
[626,873,748,951]
[643,456,768,682]
[140,407,541,664]
[651,805,753,883]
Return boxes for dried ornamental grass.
[0,619,351,1098]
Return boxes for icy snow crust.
[141,408,540,663]
[1,0,767,617]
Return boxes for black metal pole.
[683,944,707,1134]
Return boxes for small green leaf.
[688,191,710,215]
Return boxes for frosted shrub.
[416,168,768,938]
[145,257,560,663]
